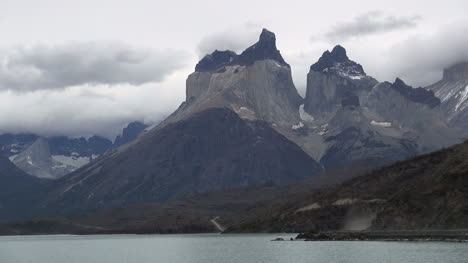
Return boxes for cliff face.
[302,46,458,167]
[426,62,468,134]
[186,60,302,126]
[165,29,304,129]
[305,45,378,118]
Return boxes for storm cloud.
[0,42,189,91]
[321,11,421,42]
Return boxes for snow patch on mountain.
[52,155,91,168]
[455,84,468,112]
[371,120,392,127]
[329,62,366,80]
[292,122,304,130]
[299,104,314,122]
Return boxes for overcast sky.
[0,0,467,139]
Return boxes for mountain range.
[0,121,148,179]
[0,28,467,227]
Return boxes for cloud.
[0,42,190,91]
[372,22,468,87]
[318,11,421,42]
[196,25,261,58]
[0,69,189,139]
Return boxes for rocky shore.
[294,230,468,242]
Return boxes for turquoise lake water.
[1,233,467,263]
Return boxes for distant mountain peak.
[390,78,440,108]
[330,45,348,62]
[259,28,276,45]
[195,28,289,72]
[234,28,289,67]
[113,121,148,148]
[310,45,365,77]
[443,62,468,81]
[393,77,407,87]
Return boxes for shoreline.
[292,230,468,242]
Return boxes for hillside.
[226,140,468,233]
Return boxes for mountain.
[31,108,320,217]
[0,29,464,223]
[166,28,303,130]
[1,121,147,179]
[113,121,148,148]
[9,138,72,179]
[7,136,112,179]
[227,139,468,233]
[301,45,458,168]
[426,62,468,134]
[0,30,323,219]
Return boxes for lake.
[1,233,468,263]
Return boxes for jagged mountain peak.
[330,45,348,62]
[195,28,289,72]
[259,28,276,45]
[234,28,289,67]
[443,62,468,81]
[393,77,409,88]
[310,45,365,77]
[390,78,440,108]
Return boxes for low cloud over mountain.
[381,22,468,87]
[196,25,260,58]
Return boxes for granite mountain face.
[301,46,458,168]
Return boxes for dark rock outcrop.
[390,78,440,108]
[195,50,237,72]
